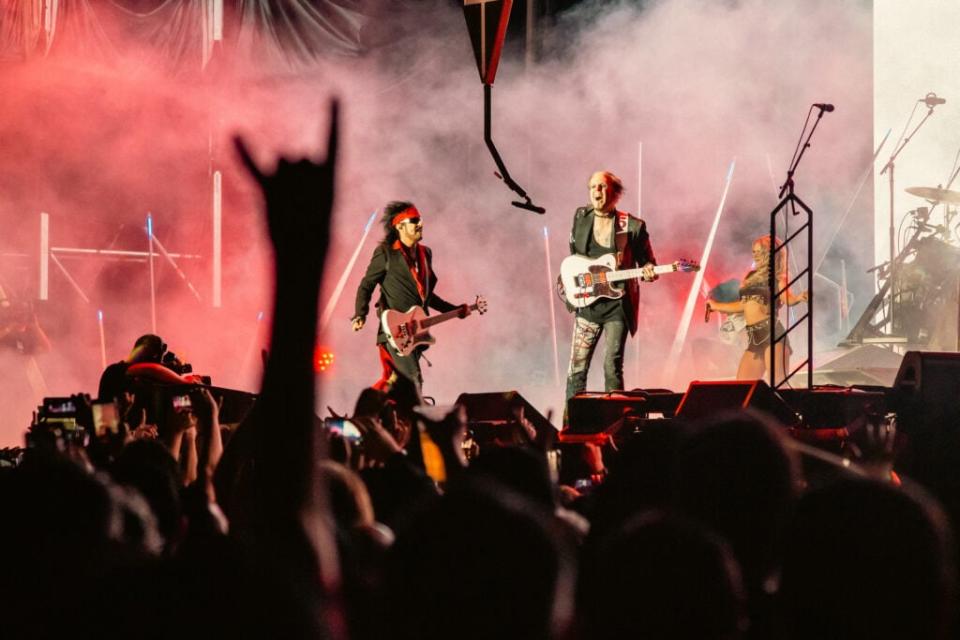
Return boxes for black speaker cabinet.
[894,351,960,431]
[564,389,683,435]
[454,391,554,448]
[675,379,799,427]
[779,386,888,429]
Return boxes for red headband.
[391,207,420,227]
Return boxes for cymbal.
[905,186,960,204]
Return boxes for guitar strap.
[392,241,429,302]
[614,210,629,267]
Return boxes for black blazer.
[354,242,458,342]
[568,206,656,336]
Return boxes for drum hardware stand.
[841,222,926,348]
[843,96,957,349]
[842,201,960,349]
[879,94,942,335]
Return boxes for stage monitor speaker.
[894,351,960,429]
[675,379,799,427]
[454,391,553,447]
[564,389,683,435]
[779,387,888,429]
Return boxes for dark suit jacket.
[568,206,656,336]
[354,242,458,344]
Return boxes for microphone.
[813,103,835,112]
[512,200,546,214]
[923,93,946,107]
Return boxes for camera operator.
[98,334,168,403]
[97,334,199,438]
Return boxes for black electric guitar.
[381,295,488,356]
[558,254,699,308]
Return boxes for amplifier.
[565,389,682,435]
[779,386,888,429]
[675,379,800,427]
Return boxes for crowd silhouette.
[2,101,959,640]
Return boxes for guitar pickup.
[576,274,593,287]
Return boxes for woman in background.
[706,236,808,380]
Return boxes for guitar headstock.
[474,295,489,315]
[674,258,701,273]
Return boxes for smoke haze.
[0,0,874,444]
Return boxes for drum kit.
[844,184,960,348]
[900,186,960,286]
[903,186,960,206]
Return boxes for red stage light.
[314,346,335,373]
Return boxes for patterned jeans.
[565,316,628,401]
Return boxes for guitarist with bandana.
[352,202,468,391]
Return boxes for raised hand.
[233,100,339,274]
[351,415,403,466]
[190,387,223,480]
[191,387,221,433]
[226,101,343,597]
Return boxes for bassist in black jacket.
[352,201,463,390]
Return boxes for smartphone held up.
[324,417,363,444]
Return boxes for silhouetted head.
[580,510,748,640]
[587,420,691,540]
[467,445,554,511]
[0,453,137,637]
[387,479,575,640]
[111,439,182,551]
[780,477,955,640]
[353,386,389,418]
[128,334,166,363]
[673,410,801,592]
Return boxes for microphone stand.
[483,84,545,214]
[947,165,960,244]
[767,105,827,389]
[778,106,829,200]
[878,100,939,336]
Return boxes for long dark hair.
[379,201,415,247]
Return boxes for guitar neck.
[606,263,675,283]
[419,303,477,328]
